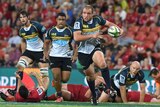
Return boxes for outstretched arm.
[139,83,145,102]
[120,85,127,102]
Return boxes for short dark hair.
[19,85,29,99]
[149,68,159,77]
[56,12,66,18]
[17,10,29,18]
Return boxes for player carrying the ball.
[73,5,123,105]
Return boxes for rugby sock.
[101,67,111,89]
[87,79,96,98]
[14,77,18,91]
[57,91,62,97]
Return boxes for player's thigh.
[61,58,72,82]
[51,68,61,80]
[62,71,71,82]
[84,64,95,78]
[92,50,106,68]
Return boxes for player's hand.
[43,52,49,61]
[92,33,103,39]
[71,55,77,63]
[119,28,124,35]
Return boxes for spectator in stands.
[137,0,151,14]
[145,48,156,67]
[115,4,127,21]
[113,58,125,69]
[0,18,12,40]
[8,28,21,48]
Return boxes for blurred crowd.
[0,0,160,70]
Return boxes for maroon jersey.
[15,88,45,102]
[67,84,89,102]
[127,91,153,102]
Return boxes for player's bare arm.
[139,83,145,102]
[43,39,51,61]
[73,30,101,41]
[120,85,127,102]
[20,39,26,53]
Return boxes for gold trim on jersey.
[51,36,71,40]
[23,33,39,39]
[82,25,100,33]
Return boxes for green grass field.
[0,99,160,107]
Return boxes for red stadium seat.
[150,26,160,33]
[0,49,4,59]
[128,26,140,33]
[143,41,155,49]
[126,31,135,39]
[139,26,150,34]
[135,32,147,41]
[145,32,158,42]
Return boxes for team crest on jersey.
[74,22,80,29]
[120,74,125,84]
[51,33,56,36]
[21,33,26,36]
[83,24,89,28]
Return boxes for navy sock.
[87,79,96,98]
[101,67,110,89]
[14,77,18,91]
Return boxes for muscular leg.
[93,51,111,91]
[52,68,62,97]
[61,71,71,83]
[39,63,50,90]
[85,64,97,104]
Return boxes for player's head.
[130,61,141,76]
[56,12,66,29]
[19,85,29,99]
[18,10,30,26]
[149,68,160,79]
[82,5,94,22]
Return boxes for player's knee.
[98,62,107,69]
[62,78,69,83]
[40,67,49,77]
[16,58,29,68]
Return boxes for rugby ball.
[108,26,120,38]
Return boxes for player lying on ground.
[0,71,47,102]
[44,76,107,102]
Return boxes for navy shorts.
[49,56,72,71]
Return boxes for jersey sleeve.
[119,71,127,86]
[45,29,52,40]
[33,21,47,35]
[73,19,82,32]
[138,70,146,83]
[96,16,106,26]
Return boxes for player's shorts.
[67,84,89,102]
[49,56,72,71]
[22,50,45,63]
[78,47,102,70]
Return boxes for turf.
[0,99,160,107]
